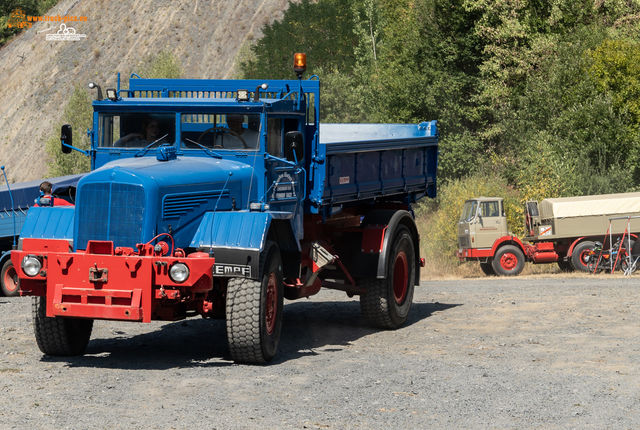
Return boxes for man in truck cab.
[214,114,259,149]
[114,115,171,148]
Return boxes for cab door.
[475,200,504,248]
[264,116,305,240]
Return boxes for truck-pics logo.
[46,23,86,41]
[213,264,251,277]
[7,8,88,30]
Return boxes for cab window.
[99,113,175,148]
[479,201,500,217]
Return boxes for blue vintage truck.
[9,55,438,363]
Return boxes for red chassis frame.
[11,238,215,323]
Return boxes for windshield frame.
[459,200,478,222]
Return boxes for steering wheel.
[197,127,248,148]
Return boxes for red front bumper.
[12,239,214,323]
[455,248,493,261]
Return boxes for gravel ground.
[1,276,640,429]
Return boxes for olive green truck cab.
[455,193,640,276]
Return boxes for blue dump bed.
[313,122,438,208]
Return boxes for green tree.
[139,50,183,79]
[45,84,92,177]
[239,0,359,80]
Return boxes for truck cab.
[457,197,508,250]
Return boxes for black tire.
[1,258,20,297]
[360,225,416,329]
[480,262,496,276]
[572,241,595,273]
[32,296,93,356]
[557,259,573,272]
[491,245,525,276]
[226,240,283,364]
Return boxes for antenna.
[1,166,17,249]
[210,172,233,257]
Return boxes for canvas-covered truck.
[455,193,640,276]
[10,54,438,363]
[0,174,82,296]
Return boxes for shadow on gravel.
[40,300,459,370]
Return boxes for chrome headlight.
[169,262,189,284]
[22,255,42,277]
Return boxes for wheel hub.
[393,251,408,304]
[265,273,278,335]
[3,266,18,293]
[500,253,518,270]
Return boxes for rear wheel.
[479,262,496,276]
[572,241,595,273]
[226,241,283,364]
[492,245,525,276]
[360,225,416,328]
[1,259,20,297]
[32,296,93,356]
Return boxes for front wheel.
[360,225,416,329]
[32,296,93,356]
[492,245,525,276]
[226,241,283,364]
[1,259,20,297]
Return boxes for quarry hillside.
[0,0,291,184]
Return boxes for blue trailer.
[0,173,82,296]
[11,54,438,363]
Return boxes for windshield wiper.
[134,134,169,157]
[184,138,222,159]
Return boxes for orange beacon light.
[294,53,306,77]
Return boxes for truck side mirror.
[285,131,304,163]
[61,124,73,154]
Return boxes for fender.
[567,233,638,257]
[490,236,527,256]
[18,207,75,249]
[191,211,300,280]
[362,209,420,285]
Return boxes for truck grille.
[458,236,469,248]
[76,183,146,250]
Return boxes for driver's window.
[479,201,500,218]
[100,113,174,148]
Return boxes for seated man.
[214,114,259,149]
[114,116,171,148]
[34,181,74,207]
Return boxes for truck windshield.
[460,201,478,222]
[181,113,260,151]
[98,113,175,148]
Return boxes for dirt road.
[1,276,639,429]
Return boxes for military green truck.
[455,193,640,276]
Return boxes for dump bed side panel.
[309,122,438,212]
